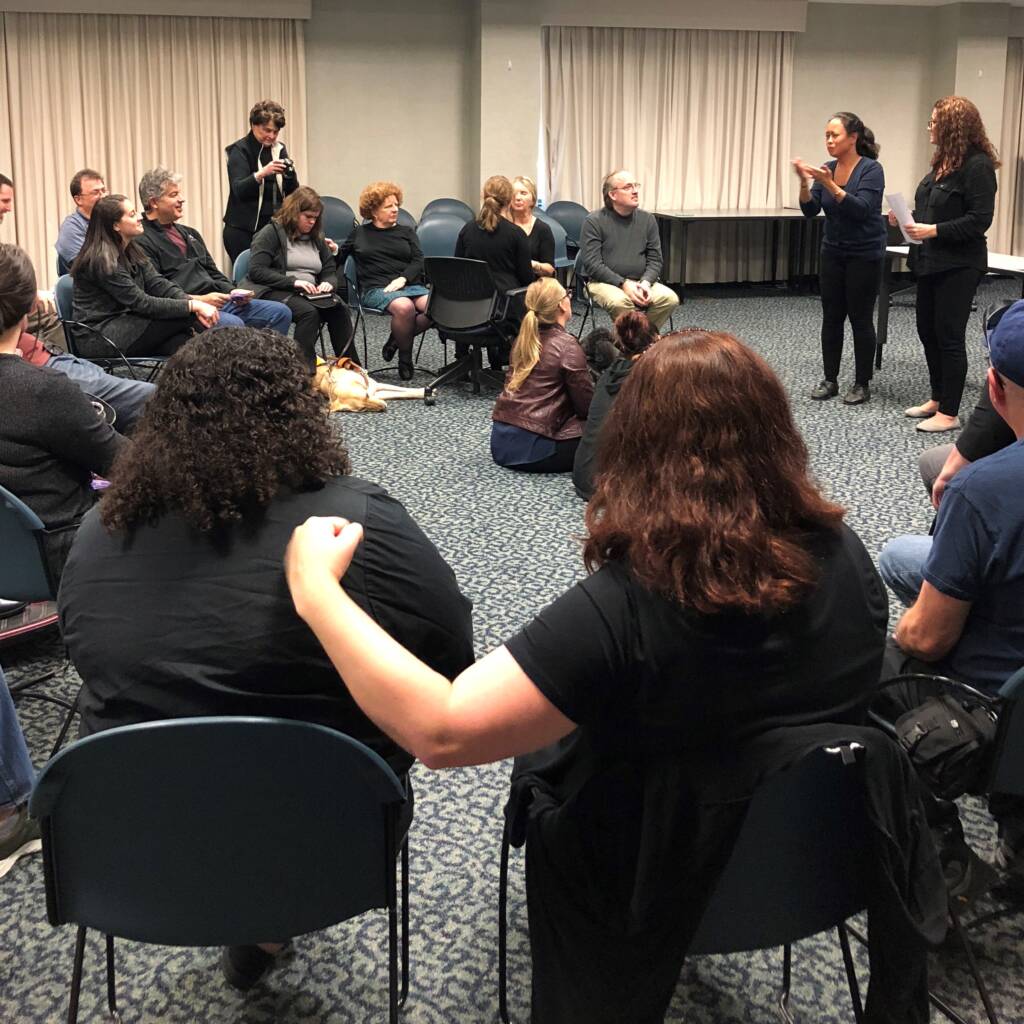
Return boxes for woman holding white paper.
[895,96,998,434]
[794,112,886,406]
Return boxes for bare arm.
[892,581,971,662]
[286,517,577,768]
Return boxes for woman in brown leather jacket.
[490,278,593,473]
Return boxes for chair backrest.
[397,207,418,229]
[534,209,569,265]
[343,256,361,303]
[232,249,251,285]
[688,743,872,954]
[29,716,408,946]
[54,274,74,321]
[417,215,464,259]
[0,484,55,602]
[420,198,474,225]
[993,666,1024,796]
[321,195,357,243]
[423,257,498,332]
[545,201,590,245]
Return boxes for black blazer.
[138,218,233,296]
[222,131,300,234]
[912,148,997,275]
[243,222,339,299]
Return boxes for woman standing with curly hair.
[898,96,999,433]
[284,330,889,1023]
[340,181,430,379]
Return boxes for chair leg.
[948,903,1001,1024]
[105,934,122,1022]
[399,835,409,1007]
[498,821,511,1024]
[776,943,795,1024]
[49,687,81,759]
[837,924,864,1024]
[388,871,399,1024]
[67,925,87,1024]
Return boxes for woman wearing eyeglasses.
[894,96,999,434]
[489,278,593,473]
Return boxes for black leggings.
[124,318,196,358]
[511,437,580,474]
[818,249,882,385]
[916,266,982,417]
[223,225,255,266]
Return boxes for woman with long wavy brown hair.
[284,329,889,1023]
[896,96,999,433]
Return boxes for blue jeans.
[878,535,932,608]
[46,351,156,434]
[0,667,34,808]
[211,298,292,334]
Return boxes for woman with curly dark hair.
[339,180,430,379]
[896,96,999,433]
[58,327,473,987]
[284,330,889,1023]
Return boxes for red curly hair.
[931,95,1000,178]
[359,181,403,221]
[583,330,844,615]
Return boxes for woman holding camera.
[222,99,300,264]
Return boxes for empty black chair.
[30,716,412,1023]
[321,195,356,244]
[421,198,474,225]
[417,215,464,259]
[544,200,589,253]
[421,257,520,398]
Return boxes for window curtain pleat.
[542,26,794,284]
[0,12,307,288]
[994,38,1024,256]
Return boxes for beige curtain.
[0,12,307,289]
[993,38,1024,256]
[542,26,794,283]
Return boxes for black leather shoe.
[842,383,870,405]
[398,353,414,381]
[221,945,275,991]
[381,336,398,363]
[809,380,839,400]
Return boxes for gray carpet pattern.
[1,278,1023,1022]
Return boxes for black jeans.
[818,249,882,385]
[222,225,254,266]
[124,317,196,358]
[512,437,580,474]
[915,266,982,417]
[264,290,356,371]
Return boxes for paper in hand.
[886,193,921,245]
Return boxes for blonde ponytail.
[506,278,565,391]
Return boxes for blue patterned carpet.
[1,278,1022,1022]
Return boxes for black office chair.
[544,200,589,256]
[0,485,77,753]
[54,275,163,382]
[30,716,412,1023]
[498,737,931,1024]
[321,195,357,245]
[421,257,522,398]
[569,250,595,339]
[344,255,387,369]
[416,215,464,259]
[420,198,474,224]
[533,210,574,280]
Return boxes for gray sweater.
[580,207,663,286]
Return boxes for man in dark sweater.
[580,169,679,330]
[137,167,291,335]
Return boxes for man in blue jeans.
[878,298,1024,896]
[137,167,292,335]
[0,665,39,877]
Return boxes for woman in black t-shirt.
[285,330,888,1023]
[505,175,556,277]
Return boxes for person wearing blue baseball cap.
[876,297,1024,897]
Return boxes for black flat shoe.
[842,383,870,405]
[810,380,839,400]
[398,354,414,381]
[221,945,275,991]
[381,336,398,363]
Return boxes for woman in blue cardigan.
[794,112,885,406]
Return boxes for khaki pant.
[586,281,679,331]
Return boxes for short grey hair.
[138,167,182,211]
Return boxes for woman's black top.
[455,218,533,294]
[523,217,556,268]
[339,223,425,292]
[912,148,997,276]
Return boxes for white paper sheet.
[886,193,921,245]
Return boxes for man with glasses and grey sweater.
[580,170,679,330]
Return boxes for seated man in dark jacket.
[137,167,291,335]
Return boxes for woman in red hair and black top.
[897,95,999,434]
[284,330,897,1023]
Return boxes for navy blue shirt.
[923,438,1024,691]
[800,157,886,259]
